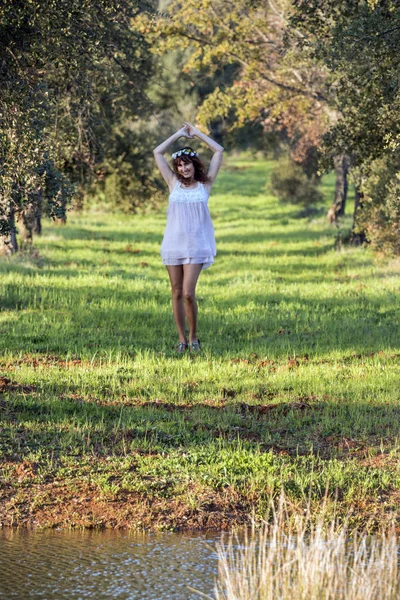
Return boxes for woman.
[153,122,224,352]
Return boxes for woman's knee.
[183,289,195,303]
[171,285,183,300]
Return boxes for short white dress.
[160,180,216,270]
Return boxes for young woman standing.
[153,122,224,352]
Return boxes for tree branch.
[375,26,400,38]
[175,31,328,103]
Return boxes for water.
[0,529,222,599]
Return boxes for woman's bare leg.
[166,266,186,343]
[182,263,203,342]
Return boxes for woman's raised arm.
[184,123,224,186]
[153,127,191,188]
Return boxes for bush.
[269,157,323,205]
[355,156,400,255]
[84,127,165,214]
[97,166,163,214]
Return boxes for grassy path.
[1,157,400,530]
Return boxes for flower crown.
[171,148,199,160]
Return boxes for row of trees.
[1,0,399,254]
[138,0,400,252]
[294,0,400,251]
[0,0,160,253]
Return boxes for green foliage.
[324,2,400,164]
[269,157,323,206]
[0,0,155,248]
[147,50,200,129]
[137,0,331,160]
[92,164,164,214]
[291,0,400,251]
[355,155,400,255]
[87,126,165,214]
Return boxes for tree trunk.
[350,185,367,245]
[0,202,18,254]
[327,154,349,223]
[33,190,43,235]
[9,203,18,252]
[17,203,36,243]
[33,213,42,235]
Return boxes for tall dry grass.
[197,498,400,600]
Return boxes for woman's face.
[176,159,195,179]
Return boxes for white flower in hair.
[172,148,198,160]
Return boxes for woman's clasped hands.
[180,122,199,139]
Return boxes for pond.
[0,529,222,599]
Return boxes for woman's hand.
[183,122,197,138]
[178,124,194,138]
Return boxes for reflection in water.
[0,529,221,599]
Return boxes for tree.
[0,0,154,253]
[137,0,354,216]
[291,0,400,250]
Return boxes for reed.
[205,498,399,600]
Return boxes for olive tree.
[0,0,154,253]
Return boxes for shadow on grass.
[43,226,164,244]
[2,273,398,356]
[0,158,397,359]
[2,388,400,469]
[2,385,399,531]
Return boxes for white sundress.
[160,180,216,270]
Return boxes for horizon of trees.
[1,0,399,255]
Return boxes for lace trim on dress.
[169,181,209,204]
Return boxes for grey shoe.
[190,339,201,352]
[176,341,188,353]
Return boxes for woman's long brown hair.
[172,147,210,186]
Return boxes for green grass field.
[1,156,399,530]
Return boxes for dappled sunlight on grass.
[0,156,399,530]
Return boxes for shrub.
[269,157,323,206]
[355,157,400,255]
[94,165,164,214]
